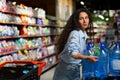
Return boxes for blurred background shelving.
[0,0,120,80]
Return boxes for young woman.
[53,8,98,80]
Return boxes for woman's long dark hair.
[56,8,93,55]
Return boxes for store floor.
[40,67,56,80]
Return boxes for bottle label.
[112,60,120,70]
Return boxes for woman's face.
[79,12,90,30]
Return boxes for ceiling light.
[35,8,38,10]
[80,1,84,5]
[93,10,97,13]
[12,2,16,5]
[105,18,109,21]
[98,15,104,20]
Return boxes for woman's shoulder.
[70,30,80,34]
[70,30,82,35]
[68,30,81,39]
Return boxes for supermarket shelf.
[0,46,38,57]
[0,10,42,19]
[0,35,41,39]
[38,53,56,61]
[0,42,56,57]
[46,15,67,22]
[0,34,59,39]
[41,61,59,74]
[41,34,60,36]
[0,22,39,26]
[0,50,19,57]
[0,22,63,28]
[42,42,56,47]
[42,24,64,28]
[46,15,58,21]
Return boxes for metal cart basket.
[0,60,46,80]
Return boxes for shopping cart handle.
[0,60,35,67]
[13,60,39,64]
[0,60,46,77]
[0,60,46,76]
[0,60,46,67]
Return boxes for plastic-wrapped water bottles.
[95,42,109,79]
[109,42,120,76]
[82,43,96,80]
[109,41,117,52]
[83,42,110,80]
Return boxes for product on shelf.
[0,0,63,75]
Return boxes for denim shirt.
[58,30,88,64]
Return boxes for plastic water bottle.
[109,42,120,76]
[82,44,96,79]
[87,42,94,48]
[107,41,117,70]
[95,42,108,79]
[109,41,117,52]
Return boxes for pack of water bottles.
[82,41,120,80]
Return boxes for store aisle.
[40,67,56,80]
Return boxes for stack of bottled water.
[95,42,109,79]
[109,42,120,76]
[82,42,109,80]
[82,42,97,80]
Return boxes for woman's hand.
[72,53,98,62]
[87,56,98,62]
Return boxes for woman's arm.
[72,53,98,62]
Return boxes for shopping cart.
[0,60,46,80]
